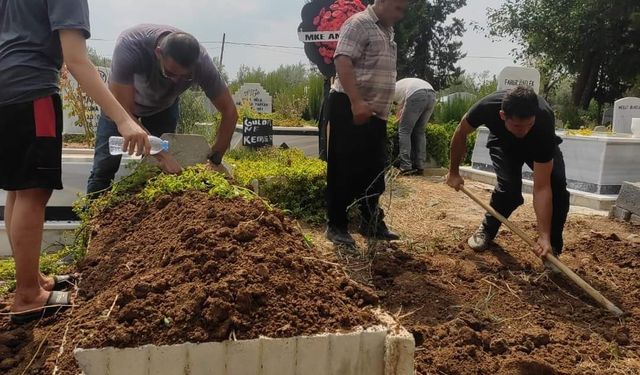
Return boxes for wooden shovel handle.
[459,185,624,317]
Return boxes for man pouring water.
[87,24,238,196]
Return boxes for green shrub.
[225,148,327,223]
[273,88,309,121]
[432,96,477,124]
[305,73,325,121]
[231,64,325,123]
[178,90,220,142]
[237,102,315,127]
[387,121,477,168]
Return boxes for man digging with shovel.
[446,87,571,270]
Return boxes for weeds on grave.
[226,147,327,223]
[74,163,254,256]
[138,164,254,202]
[0,162,259,296]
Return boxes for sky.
[87,0,519,82]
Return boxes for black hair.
[159,32,201,68]
[502,86,539,119]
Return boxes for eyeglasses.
[158,52,193,83]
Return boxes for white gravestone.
[612,97,640,134]
[62,67,110,135]
[232,83,273,114]
[497,66,541,94]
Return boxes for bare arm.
[210,88,239,156]
[109,82,137,120]
[334,55,372,125]
[532,160,554,257]
[446,117,476,190]
[59,29,149,155]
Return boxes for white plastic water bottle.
[108,136,169,155]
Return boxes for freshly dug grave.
[318,178,640,375]
[0,191,380,374]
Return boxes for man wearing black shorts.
[1,0,148,323]
[446,87,570,266]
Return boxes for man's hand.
[207,161,233,179]
[445,172,465,191]
[535,237,552,258]
[351,99,373,125]
[155,152,182,174]
[116,119,150,156]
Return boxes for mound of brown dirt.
[366,230,640,375]
[304,178,640,375]
[0,191,380,374]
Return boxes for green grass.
[226,147,327,222]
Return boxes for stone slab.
[615,181,640,216]
[143,133,211,169]
[471,126,640,194]
[460,167,616,212]
[609,206,632,221]
[631,214,640,226]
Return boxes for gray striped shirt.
[333,6,397,120]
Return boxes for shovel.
[459,185,624,317]
[144,134,234,179]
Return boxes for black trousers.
[483,145,571,254]
[326,92,388,230]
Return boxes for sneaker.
[325,226,356,246]
[359,221,400,241]
[399,168,419,176]
[467,226,492,252]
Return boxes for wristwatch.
[208,151,222,166]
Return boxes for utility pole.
[219,33,226,66]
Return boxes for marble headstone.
[497,66,541,94]
[232,83,273,114]
[612,97,640,134]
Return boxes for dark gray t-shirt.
[0,0,91,106]
[466,90,561,163]
[110,24,226,117]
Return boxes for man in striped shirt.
[325,0,407,246]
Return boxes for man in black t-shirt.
[446,87,570,266]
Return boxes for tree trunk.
[572,51,594,107]
[579,59,601,109]
[572,51,602,110]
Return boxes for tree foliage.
[488,0,640,109]
[87,47,111,68]
[361,0,467,89]
[394,0,466,89]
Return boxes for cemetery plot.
[0,191,381,374]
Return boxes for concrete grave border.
[74,312,415,375]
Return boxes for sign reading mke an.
[298,31,340,42]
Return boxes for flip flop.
[52,274,77,291]
[10,291,72,325]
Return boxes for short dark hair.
[502,86,539,119]
[159,32,201,68]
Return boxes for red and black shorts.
[0,95,63,191]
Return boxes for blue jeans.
[398,89,436,170]
[86,101,180,195]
